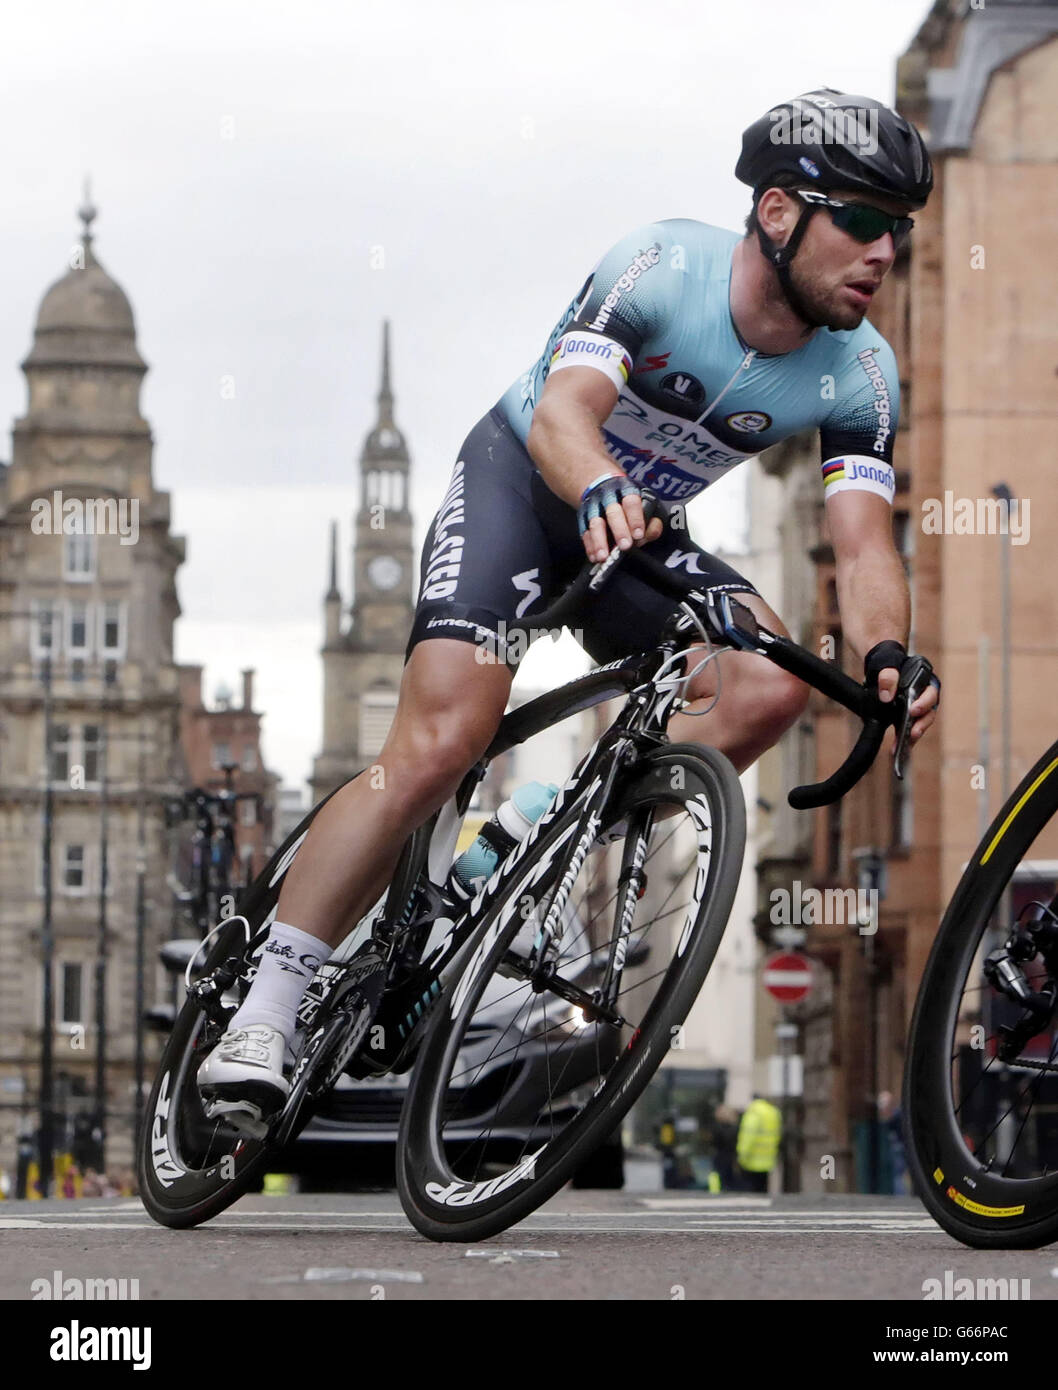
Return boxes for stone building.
[311,323,415,800]
[0,199,186,1176]
[753,0,1058,1190]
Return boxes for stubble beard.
[784,257,865,332]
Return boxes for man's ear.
[756,187,796,241]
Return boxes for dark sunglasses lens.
[833,204,913,245]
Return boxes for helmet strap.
[753,202,828,330]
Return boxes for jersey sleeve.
[818,337,901,504]
[546,225,679,391]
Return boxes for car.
[153,903,639,1191]
[274,908,634,1190]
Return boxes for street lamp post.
[39,608,56,1197]
[992,484,1014,933]
[133,723,148,1147]
[92,663,116,1172]
[853,847,887,1193]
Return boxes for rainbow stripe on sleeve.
[821,459,846,489]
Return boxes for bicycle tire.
[137,915,273,1228]
[138,780,356,1228]
[904,736,1058,1248]
[396,743,745,1241]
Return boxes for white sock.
[229,920,333,1042]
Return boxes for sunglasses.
[795,189,914,246]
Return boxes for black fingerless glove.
[863,640,908,690]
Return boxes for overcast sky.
[0,0,933,795]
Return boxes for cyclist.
[199,88,941,1128]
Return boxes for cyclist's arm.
[828,490,909,681]
[527,225,676,560]
[528,369,662,559]
[828,491,937,739]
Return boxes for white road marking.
[464,1249,560,1258]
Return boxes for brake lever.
[589,488,666,593]
[892,654,935,780]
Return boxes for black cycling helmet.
[736,87,933,210]
[735,88,932,327]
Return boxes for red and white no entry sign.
[763,951,813,1004]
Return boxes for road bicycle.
[905,740,1058,1247]
[139,498,913,1241]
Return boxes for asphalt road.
[3,1191,1055,1301]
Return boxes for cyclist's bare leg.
[274,640,513,948]
[666,593,808,773]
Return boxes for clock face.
[367,555,403,591]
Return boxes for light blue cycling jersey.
[497,219,900,505]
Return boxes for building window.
[31,599,60,657]
[60,963,84,1026]
[211,743,231,770]
[240,799,256,827]
[63,533,94,582]
[365,470,404,511]
[359,691,399,759]
[241,745,257,772]
[100,600,124,657]
[83,725,102,785]
[63,845,86,892]
[67,600,90,656]
[50,724,71,784]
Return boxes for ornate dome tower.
[19,189,149,437]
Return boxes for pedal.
[202,1099,271,1141]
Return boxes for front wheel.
[397,743,745,1241]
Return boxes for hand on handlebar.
[875,665,940,745]
[579,474,665,563]
[865,643,941,778]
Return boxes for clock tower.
[311,322,416,799]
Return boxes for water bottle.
[448,781,559,901]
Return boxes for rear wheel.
[138,779,360,1228]
[397,744,745,1241]
[905,739,1058,1248]
[137,916,272,1228]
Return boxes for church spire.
[326,519,340,600]
[360,319,407,464]
[377,319,394,427]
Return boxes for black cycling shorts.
[405,404,760,669]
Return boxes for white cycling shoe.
[197,1023,291,1139]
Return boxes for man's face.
[779,187,912,331]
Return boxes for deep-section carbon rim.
[137,918,271,1227]
[905,739,1058,1248]
[397,744,745,1240]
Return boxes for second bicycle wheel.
[905,737,1058,1248]
[397,742,745,1241]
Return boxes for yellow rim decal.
[946,1185,1025,1218]
[981,756,1058,864]
[933,1167,944,1185]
